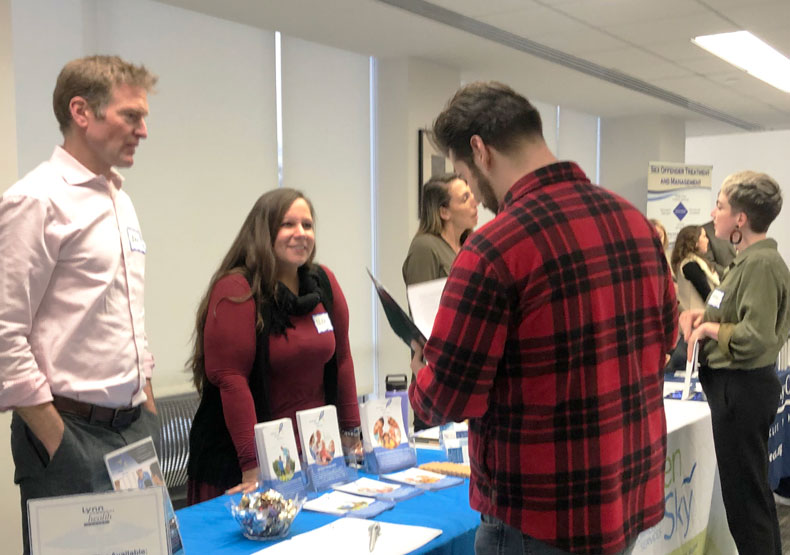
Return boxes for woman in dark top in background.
[402,173,477,430]
[186,188,361,504]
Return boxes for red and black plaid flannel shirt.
[410,162,677,554]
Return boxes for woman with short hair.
[681,170,790,554]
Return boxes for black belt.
[52,395,141,430]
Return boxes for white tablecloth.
[632,398,736,555]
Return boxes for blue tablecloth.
[176,449,478,554]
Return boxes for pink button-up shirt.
[0,146,153,410]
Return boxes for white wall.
[687,130,790,265]
[11,0,280,397]
[281,35,374,394]
[0,0,22,551]
[557,106,598,182]
[600,114,686,212]
[375,57,461,397]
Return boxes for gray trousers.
[10,409,161,554]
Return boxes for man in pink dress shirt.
[0,55,160,553]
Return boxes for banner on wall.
[647,161,713,246]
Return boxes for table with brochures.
[176,448,479,554]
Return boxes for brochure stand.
[360,397,417,475]
[254,418,308,500]
[103,437,184,554]
[295,405,355,492]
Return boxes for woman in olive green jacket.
[680,171,790,555]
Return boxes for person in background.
[649,218,669,264]
[186,188,361,504]
[681,171,790,555]
[402,173,478,285]
[410,81,677,555]
[665,225,720,371]
[0,55,159,553]
[672,225,719,312]
[402,173,478,431]
[701,219,735,275]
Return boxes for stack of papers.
[255,517,442,555]
[333,477,422,502]
[382,467,464,491]
[303,490,394,518]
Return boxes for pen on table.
[368,522,381,552]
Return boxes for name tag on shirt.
[708,289,724,309]
[313,312,333,334]
[127,228,146,254]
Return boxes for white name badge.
[708,289,724,309]
[313,312,333,333]
[128,227,147,254]
[28,487,169,555]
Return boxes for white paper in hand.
[682,339,699,401]
[406,278,446,340]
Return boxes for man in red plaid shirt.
[409,82,677,555]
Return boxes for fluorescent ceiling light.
[692,31,790,93]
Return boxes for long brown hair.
[670,225,710,276]
[418,173,459,236]
[189,188,316,392]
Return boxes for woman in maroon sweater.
[186,188,361,504]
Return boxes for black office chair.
[157,391,200,509]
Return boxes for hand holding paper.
[367,269,426,348]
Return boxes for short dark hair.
[721,171,783,233]
[53,55,157,133]
[432,81,543,165]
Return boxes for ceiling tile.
[583,48,693,80]
[640,39,716,64]
[604,12,738,44]
[426,0,541,18]
[482,9,628,53]
[549,0,709,28]
[675,55,749,76]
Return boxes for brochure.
[295,405,352,491]
[332,477,422,502]
[367,268,426,348]
[302,490,394,518]
[381,467,464,491]
[103,436,184,554]
[254,418,307,499]
[360,397,416,474]
[439,421,469,464]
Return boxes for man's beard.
[469,161,499,214]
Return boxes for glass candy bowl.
[229,489,303,540]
